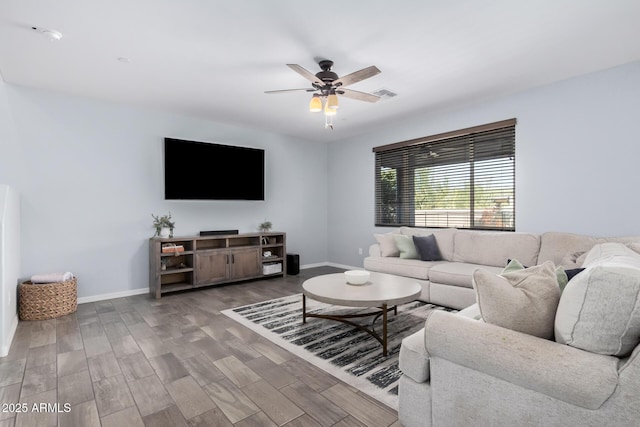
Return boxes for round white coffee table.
[302,271,421,356]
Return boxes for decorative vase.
[160,227,171,238]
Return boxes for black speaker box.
[200,230,239,236]
[286,254,300,275]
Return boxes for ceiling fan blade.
[333,65,381,87]
[337,88,380,103]
[287,64,326,86]
[264,88,316,94]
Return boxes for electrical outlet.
[358,247,363,255]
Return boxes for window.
[374,119,516,231]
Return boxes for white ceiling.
[1,1,639,143]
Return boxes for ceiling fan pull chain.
[325,114,334,130]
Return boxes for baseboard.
[76,263,361,304]
[301,262,362,270]
[325,262,363,270]
[77,287,148,304]
[300,262,329,269]
[0,314,18,357]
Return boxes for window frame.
[373,118,516,231]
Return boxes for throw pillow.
[564,268,585,281]
[504,258,527,272]
[374,233,399,257]
[393,234,419,259]
[473,261,561,339]
[555,264,640,357]
[582,242,640,268]
[412,234,442,261]
[556,269,569,292]
[505,259,571,292]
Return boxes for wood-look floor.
[0,266,400,427]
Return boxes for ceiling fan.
[265,60,381,128]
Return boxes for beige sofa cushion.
[537,232,597,267]
[457,303,482,320]
[429,263,502,288]
[560,250,589,268]
[538,232,640,268]
[363,256,440,280]
[555,243,640,356]
[400,227,456,261]
[473,261,561,339]
[453,231,540,267]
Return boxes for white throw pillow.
[473,261,561,339]
[374,233,399,257]
[555,265,640,357]
[555,243,640,357]
[582,242,640,269]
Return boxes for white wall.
[327,60,640,268]
[0,185,20,357]
[0,78,20,356]
[3,60,640,301]
[1,85,328,299]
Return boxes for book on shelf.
[162,244,184,254]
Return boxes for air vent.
[372,88,398,100]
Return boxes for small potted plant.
[152,212,175,238]
[259,221,272,233]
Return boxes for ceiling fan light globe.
[324,103,337,116]
[327,93,339,109]
[309,95,322,112]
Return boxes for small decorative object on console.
[259,220,272,233]
[263,262,282,275]
[161,243,184,254]
[152,212,175,237]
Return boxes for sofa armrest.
[399,329,430,382]
[424,310,620,410]
[369,244,381,257]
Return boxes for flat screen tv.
[164,138,264,200]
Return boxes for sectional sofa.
[364,226,640,309]
[364,228,640,426]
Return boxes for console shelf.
[149,232,286,299]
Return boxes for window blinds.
[374,119,516,230]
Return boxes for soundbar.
[200,229,239,236]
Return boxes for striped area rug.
[222,294,456,410]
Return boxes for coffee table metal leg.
[382,303,388,356]
[302,294,306,323]
[304,301,395,357]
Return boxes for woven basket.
[19,277,78,321]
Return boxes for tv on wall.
[164,138,265,200]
